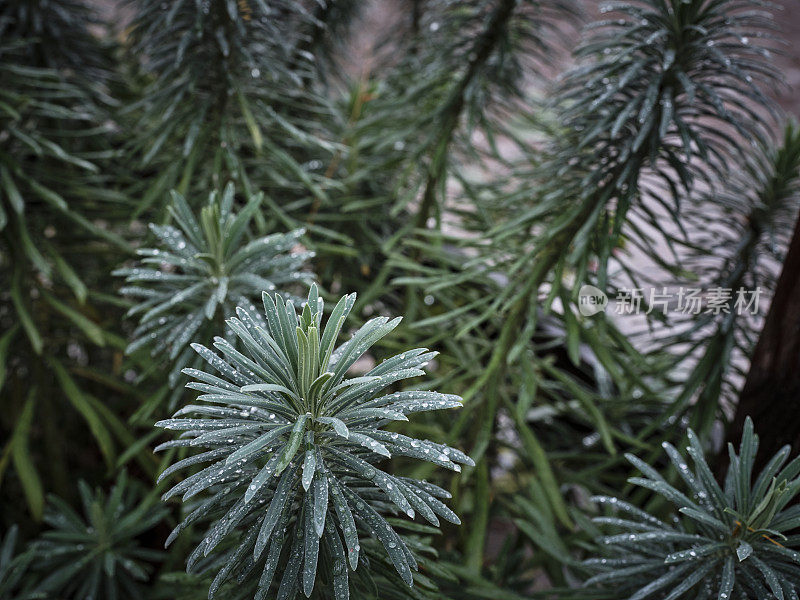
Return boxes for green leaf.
[508,397,572,528]
[237,89,263,151]
[254,465,298,560]
[718,555,735,600]
[0,324,19,390]
[275,414,308,475]
[52,253,88,303]
[11,391,44,521]
[43,292,105,346]
[736,540,753,562]
[11,273,42,355]
[50,359,115,469]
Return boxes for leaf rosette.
[116,183,312,396]
[156,284,471,599]
[586,418,800,600]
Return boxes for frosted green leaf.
[323,521,350,600]
[303,502,319,597]
[315,416,349,438]
[329,477,360,571]
[302,449,316,491]
[737,540,753,562]
[345,486,413,586]
[312,473,328,537]
[254,465,298,560]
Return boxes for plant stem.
[413,0,518,232]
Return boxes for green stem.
[406,0,519,319]
[413,0,518,232]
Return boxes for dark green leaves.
[125,0,334,204]
[117,183,311,404]
[0,525,37,600]
[29,472,166,600]
[585,418,800,599]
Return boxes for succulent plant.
[155,284,472,599]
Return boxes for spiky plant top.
[585,418,800,600]
[155,285,471,600]
[30,472,166,600]
[116,183,312,391]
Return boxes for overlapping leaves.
[586,418,800,599]
[30,471,166,600]
[0,526,36,600]
[116,183,311,399]
[0,0,132,526]
[560,0,778,182]
[125,0,333,205]
[0,38,109,280]
[155,285,471,599]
